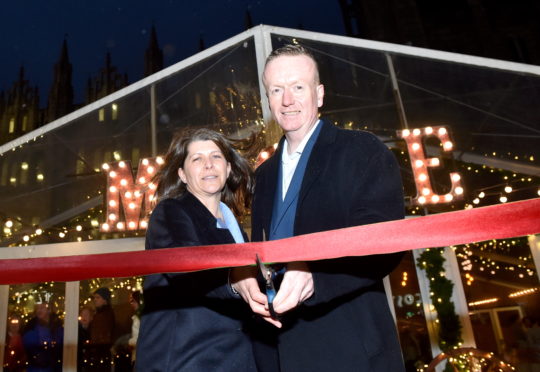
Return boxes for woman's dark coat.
[136,192,256,372]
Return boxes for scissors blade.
[255,254,278,319]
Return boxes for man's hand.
[230,266,282,328]
[272,261,314,314]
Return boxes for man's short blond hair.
[263,44,320,84]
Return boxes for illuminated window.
[20,162,29,185]
[132,148,140,164]
[22,115,28,131]
[111,103,118,120]
[99,108,105,122]
[8,118,15,133]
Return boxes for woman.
[136,128,256,371]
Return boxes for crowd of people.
[4,288,141,372]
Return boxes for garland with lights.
[417,248,463,351]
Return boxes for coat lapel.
[297,120,337,206]
[260,140,283,240]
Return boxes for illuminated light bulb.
[411,143,420,151]
[128,221,137,229]
[109,186,117,193]
[444,194,453,202]
[260,151,269,160]
[418,173,427,182]
[142,158,149,166]
[429,158,440,166]
[36,228,43,235]
[504,186,512,193]
[148,183,156,190]
[415,160,424,168]
[23,235,30,242]
[401,129,410,137]
[424,127,433,135]
[418,196,427,204]
[76,225,82,232]
[537,189,540,196]
[273,143,278,149]
[5,220,13,228]
[473,198,480,204]
[140,220,148,229]
[422,188,431,196]
[431,195,440,203]
[128,202,136,210]
[412,128,421,136]
[451,174,461,182]
[109,171,117,178]
[443,141,453,150]
[109,200,117,207]
[108,213,117,221]
[479,192,485,198]
[455,187,464,195]
[91,220,99,227]
[138,177,146,184]
[134,191,141,198]
[36,174,44,181]
[125,191,132,198]
[116,222,125,230]
[59,232,66,238]
[147,166,155,174]
[500,196,508,203]
[438,127,447,135]
[118,161,126,168]
[101,223,110,231]
[120,179,128,186]
[77,237,82,242]
[156,157,164,164]
[102,163,110,170]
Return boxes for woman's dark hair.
[154,128,254,216]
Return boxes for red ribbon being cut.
[1,198,539,285]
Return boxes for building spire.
[144,25,164,77]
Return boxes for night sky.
[0,0,345,102]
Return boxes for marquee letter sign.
[397,126,463,205]
[100,157,163,232]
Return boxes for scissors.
[256,253,279,319]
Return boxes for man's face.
[263,55,324,138]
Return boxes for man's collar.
[283,119,321,157]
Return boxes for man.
[231,44,405,371]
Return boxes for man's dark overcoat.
[251,119,406,372]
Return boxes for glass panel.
[155,38,263,149]
[78,277,142,372]
[0,87,152,248]
[393,53,540,211]
[388,251,433,371]
[4,282,65,371]
[455,236,540,367]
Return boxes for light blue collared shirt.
[216,202,244,243]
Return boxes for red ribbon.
[1,198,539,285]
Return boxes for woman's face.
[178,140,231,201]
